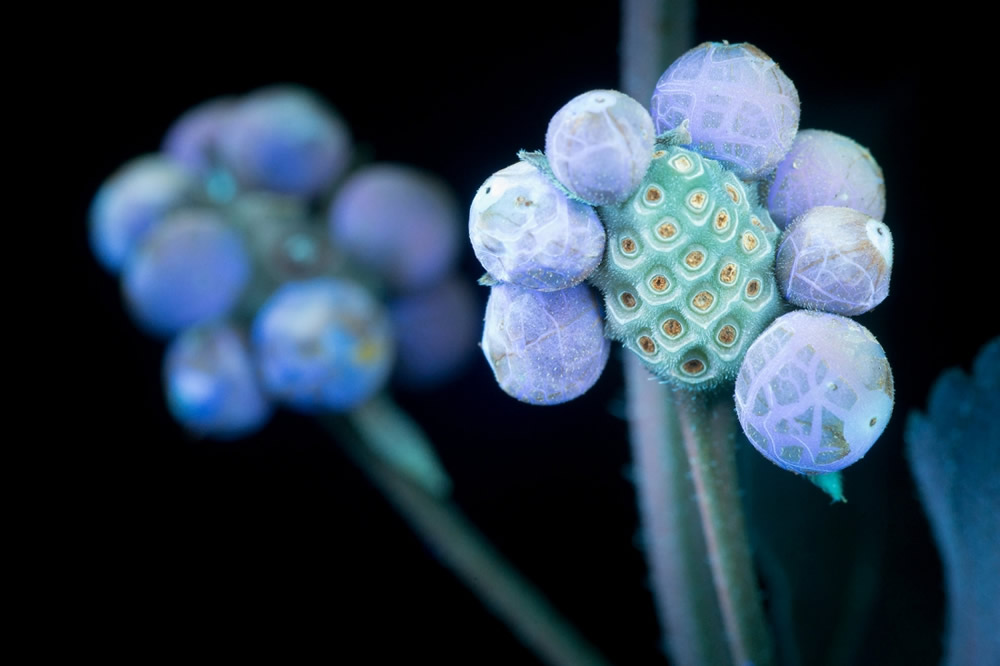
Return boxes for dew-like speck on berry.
[765,129,885,229]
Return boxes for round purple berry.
[217,85,351,196]
[122,208,251,337]
[389,276,479,388]
[481,282,610,405]
[651,41,800,180]
[469,162,606,291]
[329,164,460,292]
[163,323,272,438]
[252,278,394,412]
[776,206,893,316]
[545,89,655,205]
[89,155,198,273]
[765,129,886,230]
[162,97,235,175]
[734,310,894,474]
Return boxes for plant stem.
[676,394,773,666]
[325,414,613,666]
[621,2,774,664]
[620,0,694,109]
[349,393,452,497]
[624,356,730,665]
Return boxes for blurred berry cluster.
[469,42,895,475]
[90,85,478,438]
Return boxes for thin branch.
[624,355,729,665]
[620,0,694,104]
[676,394,773,666]
[324,415,613,666]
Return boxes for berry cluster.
[91,86,478,438]
[470,42,895,474]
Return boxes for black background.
[61,2,989,664]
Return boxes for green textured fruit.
[589,145,784,389]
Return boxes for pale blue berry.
[122,208,251,337]
[252,278,394,412]
[545,89,655,205]
[776,206,893,316]
[329,164,460,292]
[217,85,351,196]
[470,162,605,291]
[734,310,894,474]
[389,276,479,388]
[766,129,886,229]
[89,155,198,273]
[163,323,272,438]
[651,41,800,180]
[481,282,610,405]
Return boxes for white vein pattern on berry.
[546,91,655,205]
[735,313,893,473]
[470,162,605,291]
[652,43,800,179]
[481,283,609,404]
[777,207,892,316]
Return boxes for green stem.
[325,414,612,666]
[675,393,773,666]
[349,393,452,497]
[620,0,694,107]
[624,356,730,665]
[620,2,774,664]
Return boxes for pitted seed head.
[589,145,783,389]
